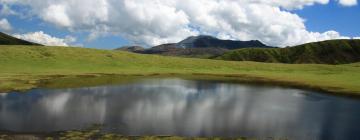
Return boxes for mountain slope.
[0,32,40,46]
[217,39,360,64]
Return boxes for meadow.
[1,45,360,95]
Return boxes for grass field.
[1,45,360,95]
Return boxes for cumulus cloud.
[307,30,351,42]
[0,18,12,31]
[1,0,357,47]
[42,4,72,27]
[337,0,358,6]
[13,31,76,46]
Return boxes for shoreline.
[0,132,285,140]
[1,72,359,98]
[0,128,287,140]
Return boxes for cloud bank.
[1,0,358,47]
[13,31,76,46]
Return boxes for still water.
[0,78,360,140]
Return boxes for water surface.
[0,78,360,140]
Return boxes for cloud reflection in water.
[0,78,360,140]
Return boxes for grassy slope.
[0,45,360,95]
[217,39,360,64]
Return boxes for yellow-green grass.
[1,45,360,95]
[0,125,283,140]
[0,130,280,140]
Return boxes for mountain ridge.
[0,32,41,46]
[217,39,360,64]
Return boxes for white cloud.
[1,0,357,47]
[0,18,12,31]
[304,30,351,43]
[354,37,360,39]
[251,0,330,10]
[337,0,358,6]
[13,31,76,46]
[42,4,72,27]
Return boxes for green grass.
[1,45,360,95]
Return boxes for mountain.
[176,35,269,49]
[0,32,40,46]
[217,39,360,64]
[142,43,228,58]
[115,46,145,52]
[116,35,272,58]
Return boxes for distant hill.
[0,32,40,46]
[217,39,360,64]
[116,35,272,58]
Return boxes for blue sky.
[295,1,360,37]
[0,0,359,49]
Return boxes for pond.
[0,78,360,140]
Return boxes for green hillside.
[217,39,360,64]
[0,32,40,45]
[0,45,360,95]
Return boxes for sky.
[0,0,359,49]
